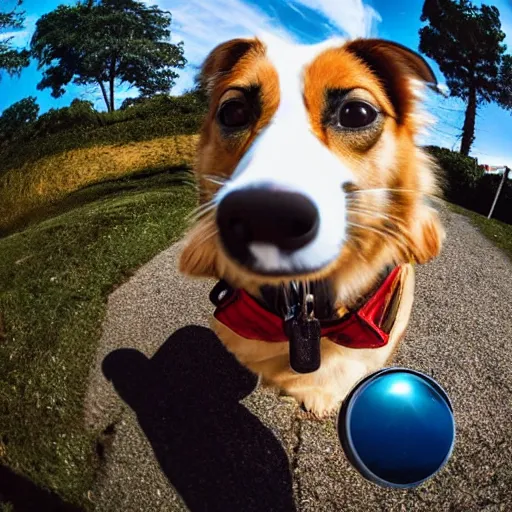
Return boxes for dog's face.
[180,35,445,302]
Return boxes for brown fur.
[179,36,445,417]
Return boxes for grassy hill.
[0,134,198,235]
[0,98,201,509]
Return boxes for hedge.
[425,145,511,224]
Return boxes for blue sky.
[1,0,512,166]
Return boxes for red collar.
[211,266,402,349]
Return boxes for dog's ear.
[407,204,445,264]
[346,39,436,85]
[345,39,438,123]
[199,38,260,95]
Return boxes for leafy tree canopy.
[0,0,30,80]
[0,96,39,142]
[30,0,186,112]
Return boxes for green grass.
[447,202,512,262]
[0,169,197,508]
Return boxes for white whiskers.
[347,207,405,226]
[346,219,410,257]
[346,187,431,197]
[203,174,229,186]
[186,199,216,223]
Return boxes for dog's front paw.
[297,389,341,419]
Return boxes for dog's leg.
[211,265,415,418]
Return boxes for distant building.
[481,164,511,178]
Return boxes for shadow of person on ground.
[103,325,296,512]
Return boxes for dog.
[179,34,445,417]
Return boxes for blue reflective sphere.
[337,368,456,488]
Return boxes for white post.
[487,166,510,220]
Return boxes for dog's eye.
[338,101,378,129]
[218,99,251,128]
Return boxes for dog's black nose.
[217,187,319,263]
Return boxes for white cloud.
[153,0,381,94]
[284,0,381,39]
[0,30,29,45]
[286,2,308,21]
[0,30,28,46]
[0,14,38,48]
[470,148,512,168]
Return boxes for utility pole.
[487,166,510,220]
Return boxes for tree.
[0,0,30,79]
[497,54,512,112]
[419,0,507,155]
[0,96,39,142]
[30,0,186,112]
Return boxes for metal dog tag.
[288,294,321,374]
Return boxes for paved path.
[84,202,512,512]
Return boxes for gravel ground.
[84,201,512,512]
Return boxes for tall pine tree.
[419,0,507,155]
